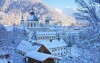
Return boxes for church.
[20,9,51,31]
[20,9,69,41]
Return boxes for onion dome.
[27,9,38,21]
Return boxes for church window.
[31,23,33,27]
[28,23,29,27]
[34,23,36,27]
[40,37,42,39]
[42,37,44,39]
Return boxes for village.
[0,0,100,63]
[0,8,96,63]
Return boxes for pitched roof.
[39,39,67,48]
[17,40,42,53]
[17,39,67,53]
[26,51,62,61]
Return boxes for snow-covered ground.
[0,58,13,63]
[0,59,8,63]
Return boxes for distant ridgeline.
[0,0,76,26]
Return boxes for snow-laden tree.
[74,0,100,30]
[0,24,28,54]
[73,1,100,62]
[74,28,100,63]
[0,24,8,47]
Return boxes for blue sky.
[42,0,77,10]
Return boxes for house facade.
[16,40,62,63]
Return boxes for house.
[38,39,68,57]
[16,40,62,63]
[26,51,61,63]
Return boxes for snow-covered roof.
[39,39,67,49]
[5,26,14,31]
[37,31,57,36]
[17,40,42,53]
[26,51,62,61]
[0,48,10,55]
[66,30,80,34]
[74,26,82,30]
[49,26,56,30]
[0,51,9,56]
[17,39,67,53]
[5,25,24,31]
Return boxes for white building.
[16,40,62,63]
[39,39,68,57]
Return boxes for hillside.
[0,0,76,25]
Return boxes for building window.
[28,23,29,27]
[61,53,63,56]
[42,37,44,39]
[58,48,60,50]
[34,23,36,27]
[31,23,33,27]
[41,37,42,39]
[55,49,57,51]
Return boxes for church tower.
[20,14,25,26]
[45,17,50,27]
[26,8,39,29]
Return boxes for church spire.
[21,13,24,21]
[45,17,50,26]
[22,13,24,19]
[20,13,25,26]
